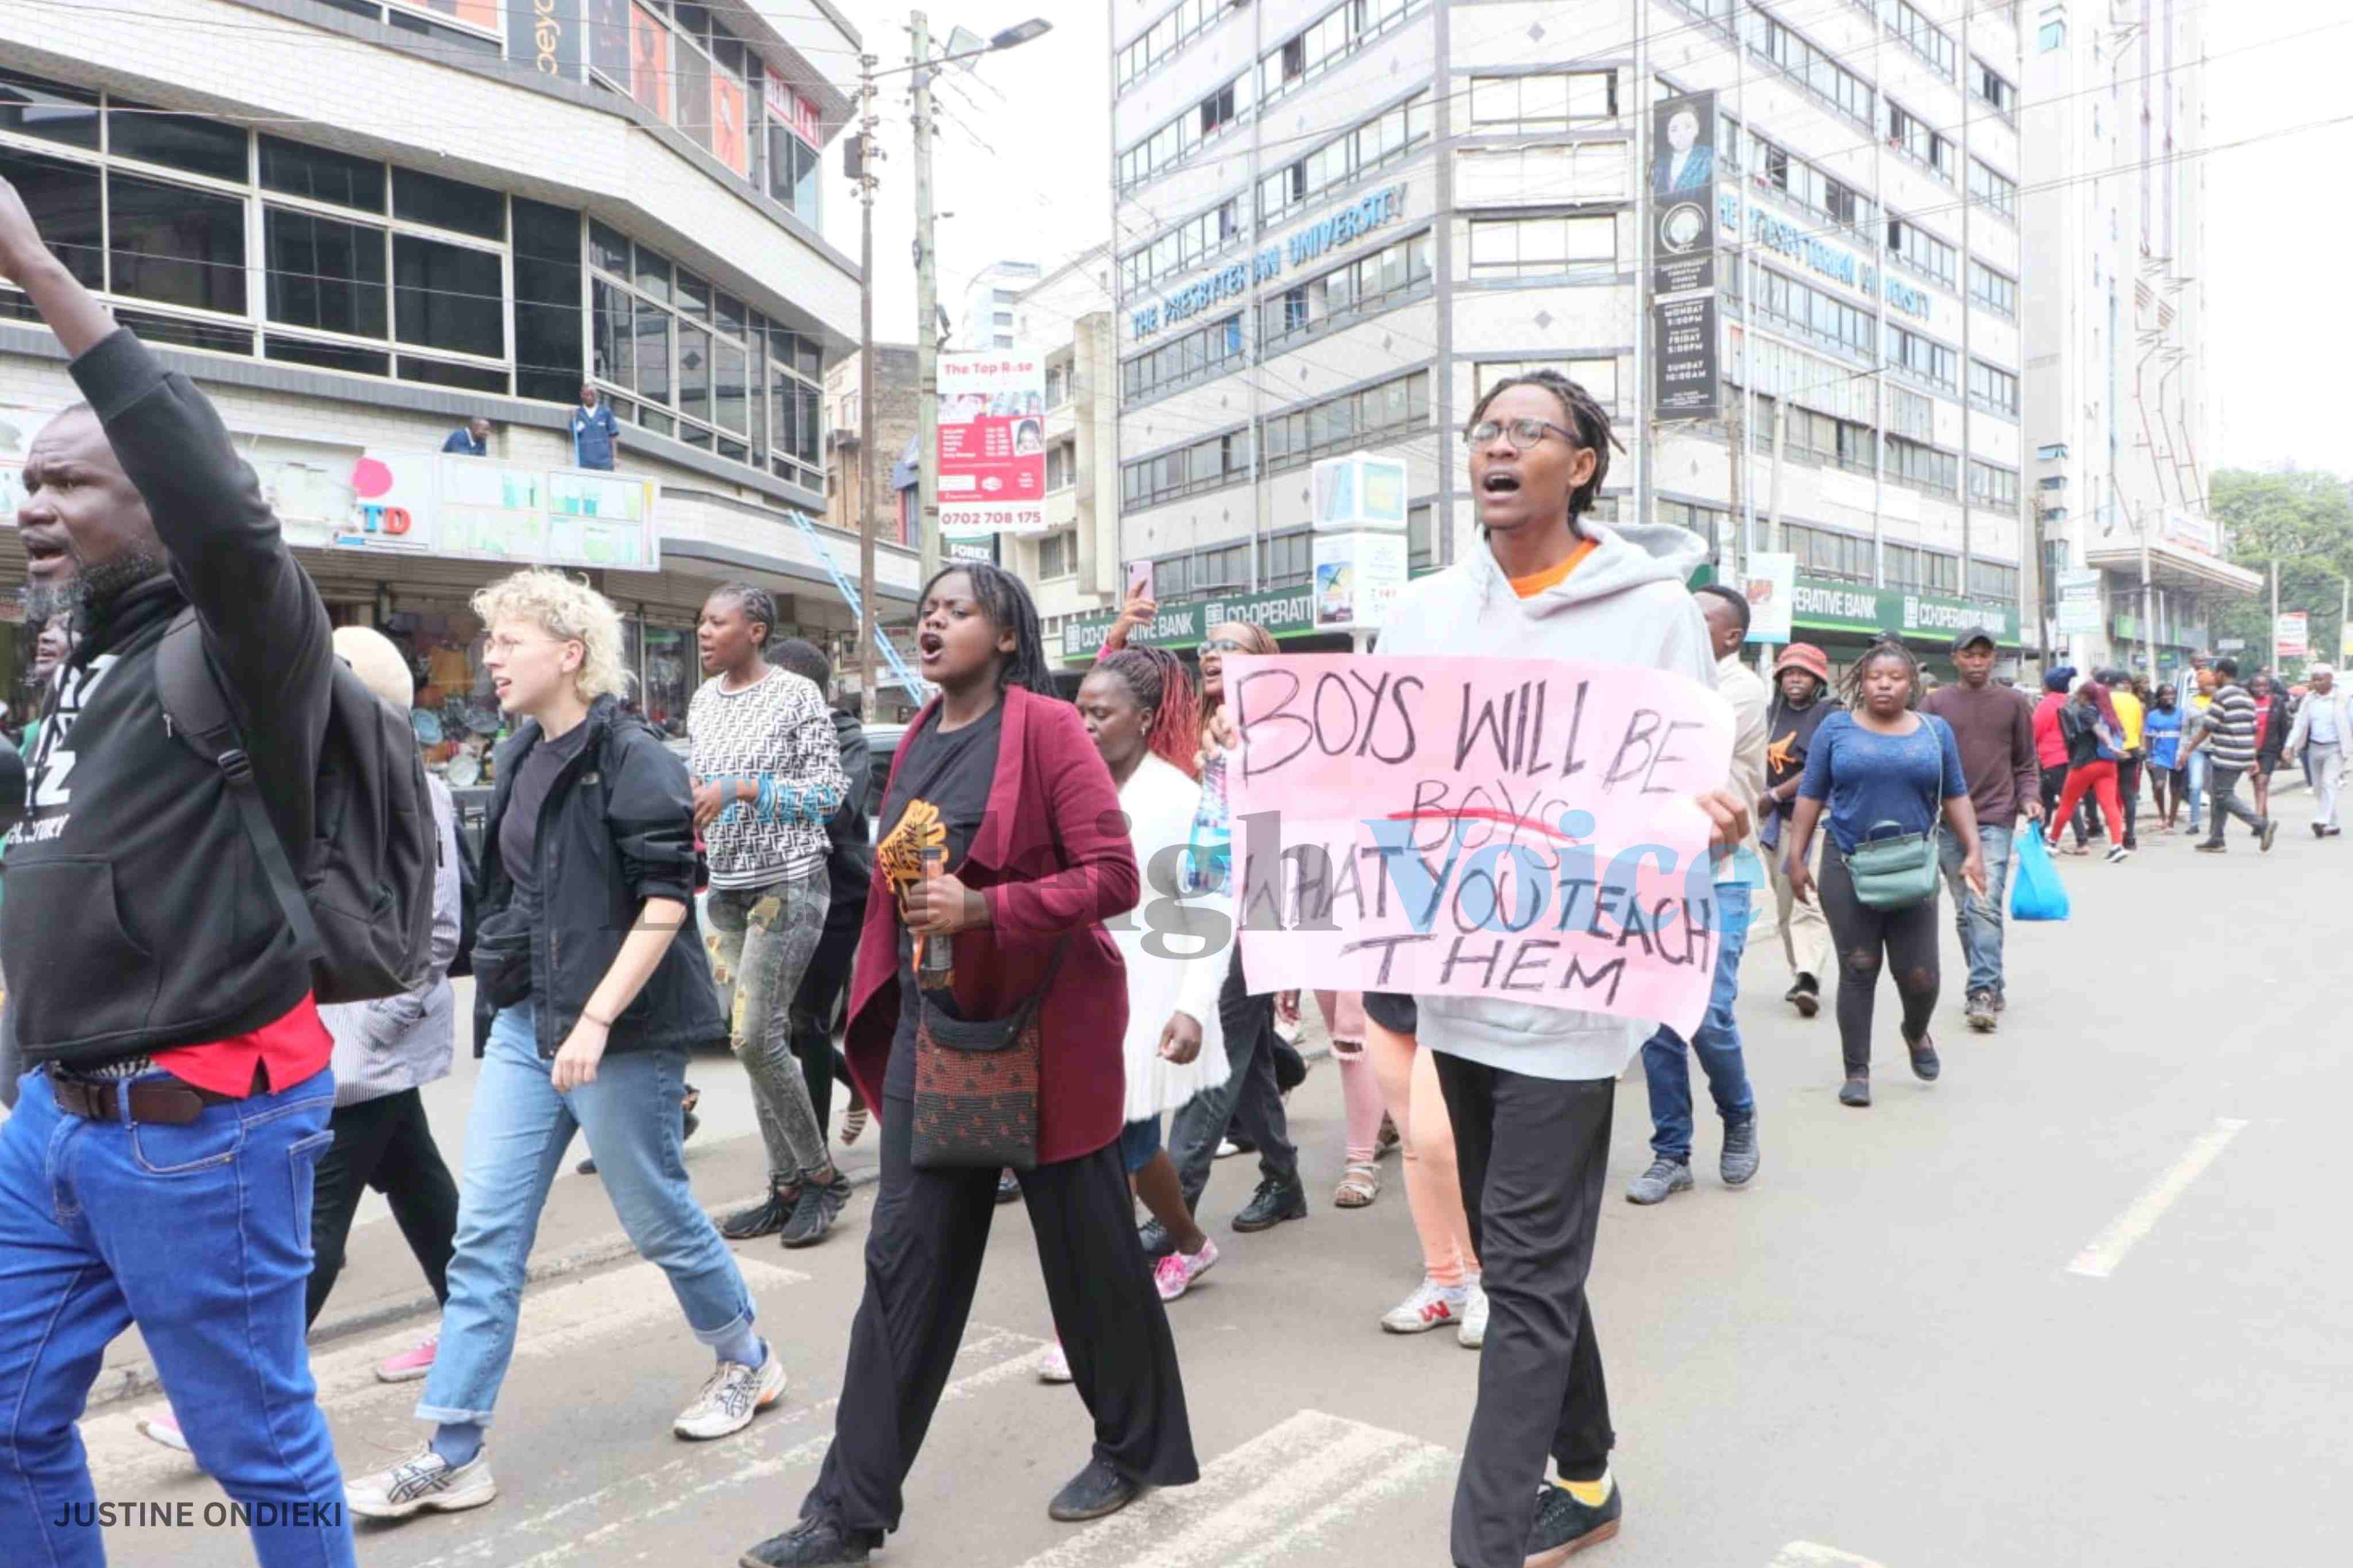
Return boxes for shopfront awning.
[2084,540,2263,598]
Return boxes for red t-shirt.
[153,994,334,1097]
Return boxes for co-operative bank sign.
[1132,186,1408,339]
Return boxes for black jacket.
[469,696,723,1057]
[3,331,333,1069]
[822,708,872,928]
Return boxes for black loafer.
[1048,1457,1144,1522]
[1838,1075,1871,1107]
[739,1515,881,1566]
[1907,1033,1941,1082]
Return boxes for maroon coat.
[843,685,1140,1164]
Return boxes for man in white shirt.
[2285,663,2351,836]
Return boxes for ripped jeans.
[707,871,832,1186]
[1815,848,1941,1075]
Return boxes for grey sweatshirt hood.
[1461,520,1711,616]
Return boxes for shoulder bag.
[908,934,1071,1173]
[1843,815,1941,910]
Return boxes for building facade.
[0,0,917,750]
[958,258,1040,350]
[1100,0,2044,678]
[2021,0,2253,679]
[824,342,919,550]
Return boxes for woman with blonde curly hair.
[347,570,782,1524]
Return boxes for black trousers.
[1169,952,1299,1211]
[2116,755,2142,848]
[787,908,865,1137]
[802,1094,1198,1535]
[1433,1053,1615,1568]
[308,1087,460,1328]
[1815,849,1940,1075]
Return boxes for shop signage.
[2055,567,2103,635]
[2161,507,2219,555]
[1718,195,1930,320]
[936,351,1047,535]
[1131,185,1406,339]
[1788,574,2018,644]
[335,451,659,571]
[1063,582,1324,658]
[764,76,823,149]
[511,0,582,78]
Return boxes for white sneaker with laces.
[1457,1276,1490,1349]
[345,1444,497,1519]
[673,1349,786,1440]
[1379,1275,1466,1335]
[1038,1337,1074,1383]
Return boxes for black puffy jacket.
[469,696,723,1057]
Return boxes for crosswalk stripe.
[1769,1543,1889,1567]
[80,1256,809,1492]
[1006,1409,1456,1568]
[410,1324,1049,1568]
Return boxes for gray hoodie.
[325,774,462,1106]
[1375,521,1716,1082]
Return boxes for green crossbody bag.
[1843,816,1941,910]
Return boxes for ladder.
[788,509,931,698]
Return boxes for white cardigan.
[1113,752,1233,1124]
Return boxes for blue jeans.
[2182,749,2209,832]
[0,1066,352,1568]
[1938,823,2013,999]
[418,1007,755,1425]
[1638,880,1754,1163]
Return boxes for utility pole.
[855,53,881,709]
[2270,556,2281,674]
[912,9,941,589]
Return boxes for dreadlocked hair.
[707,581,779,647]
[1465,368,1622,529]
[1839,638,1924,711]
[921,561,1058,697]
[1098,647,1202,780]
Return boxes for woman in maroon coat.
[742,564,1197,1568]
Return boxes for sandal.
[839,1100,869,1147]
[1333,1162,1380,1208]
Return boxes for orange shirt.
[1509,538,1598,598]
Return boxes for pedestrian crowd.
[0,184,2339,1568]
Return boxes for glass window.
[109,103,248,182]
[392,166,504,240]
[266,208,388,338]
[593,279,635,387]
[0,149,103,289]
[399,354,508,393]
[634,244,672,303]
[634,303,673,405]
[715,290,745,338]
[0,69,101,150]
[265,334,389,376]
[259,135,384,210]
[678,41,714,150]
[589,220,631,276]
[113,307,250,356]
[109,171,245,314]
[513,196,584,403]
[678,323,711,422]
[392,233,502,356]
[713,337,748,434]
[675,269,711,323]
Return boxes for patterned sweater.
[689,666,850,888]
[2201,683,2259,771]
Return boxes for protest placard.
[1224,654,1734,1040]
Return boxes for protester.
[770,638,873,1143]
[1360,993,1486,1344]
[1923,629,2042,1029]
[1074,647,1229,1306]
[2144,685,2184,832]
[0,186,356,1566]
[1629,584,1765,1205]
[2180,665,2218,836]
[441,416,491,456]
[1760,642,1841,1018]
[2104,669,2146,852]
[740,563,1194,1566]
[2251,673,2289,833]
[2185,656,2275,853]
[346,569,772,1520]
[1783,641,1989,1108]
[691,584,857,1250]
[2283,662,2349,836]
[2053,677,2132,863]
[2030,669,2076,842]
[1374,369,1748,1568]
[570,380,620,470]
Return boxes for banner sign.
[1312,532,1409,630]
[508,0,583,78]
[1652,295,1721,421]
[2276,611,2310,660]
[2054,568,2103,635]
[1651,91,1716,296]
[936,351,1047,535]
[1742,552,1796,643]
[1226,654,1734,1038]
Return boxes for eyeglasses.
[485,634,571,658]
[1199,638,1249,656]
[1466,417,1579,450]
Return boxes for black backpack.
[156,610,437,1005]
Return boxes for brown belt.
[49,1074,239,1126]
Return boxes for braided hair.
[1465,368,1623,530]
[706,581,778,648]
[920,561,1058,697]
[1098,646,1202,780]
[1839,637,1923,712]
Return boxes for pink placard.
[1225,654,1734,1040]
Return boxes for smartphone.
[1127,560,1154,604]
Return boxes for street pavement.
[60,805,2353,1567]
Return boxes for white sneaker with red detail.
[1380,1276,1467,1335]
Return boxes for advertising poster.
[2055,568,2103,635]
[630,0,670,120]
[2275,611,2310,660]
[1742,551,1796,643]
[1652,295,1720,420]
[765,77,823,148]
[333,451,658,570]
[936,350,1047,535]
[588,0,630,87]
[1312,532,1408,629]
[1650,90,1717,296]
[504,0,582,78]
[712,74,750,176]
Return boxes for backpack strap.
[153,608,323,963]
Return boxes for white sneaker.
[345,1443,497,1519]
[673,1348,786,1440]
[1457,1277,1490,1349]
[1038,1337,1074,1383]
[135,1412,190,1453]
[1379,1276,1466,1335]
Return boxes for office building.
[959,258,1040,350]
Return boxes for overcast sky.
[817,2,1113,348]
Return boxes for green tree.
[2210,469,2353,673]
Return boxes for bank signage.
[1718,195,1930,320]
[1789,574,2017,644]
[1063,582,1327,658]
[1131,186,1407,340]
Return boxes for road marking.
[408,1324,1049,1568]
[1770,1545,1888,1567]
[1006,1409,1455,1568]
[82,1256,808,1490]
[2067,1117,2249,1279]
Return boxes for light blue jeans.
[418,1006,755,1425]
[1937,824,2013,1000]
[2182,749,2210,832]
[1639,880,1756,1163]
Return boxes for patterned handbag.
[908,936,1071,1173]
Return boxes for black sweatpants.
[1433,1053,1615,1568]
[2116,755,2142,848]
[1815,848,1941,1075]
[1169,952,1299,1212]
[787,907,865,1137]
[801,1094,1198,1536]
[307,1087,460,1327]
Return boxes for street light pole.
[856,55,881,709]
[912,9,940,589]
